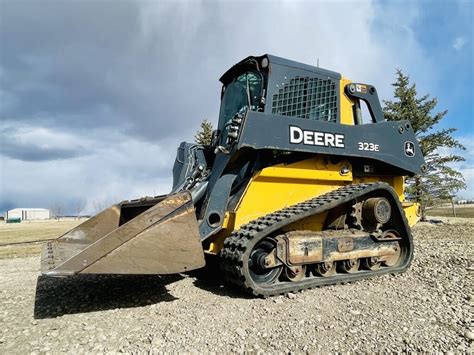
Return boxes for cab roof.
[219,54,341,84]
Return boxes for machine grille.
[271,77,338,122]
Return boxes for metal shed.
[6,208,50,222]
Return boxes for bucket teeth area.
[41,241,56,272]
[41,240,86,275]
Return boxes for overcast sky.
[0,0,473,215]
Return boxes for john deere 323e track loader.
[41,55,426,296]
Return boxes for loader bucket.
[41,191,205,276]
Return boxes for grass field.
[426,205,474,218]
[0,219,83,259]
[0,204,472,260]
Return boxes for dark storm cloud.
[0,140,86,161]
[1,1,145,129]
[0,0,223,141]
[0,125,90,161]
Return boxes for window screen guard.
[271,76,338,122]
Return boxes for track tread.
[219,183,413,297]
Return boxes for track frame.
[219,182,413,297]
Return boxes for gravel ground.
[1,217,473,353]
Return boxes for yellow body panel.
[232,157,352,229]
[206,156,352,254]
[353,176,404,200]
[282,211,328,233]
[340,77,355,125]
[402,202,422,227]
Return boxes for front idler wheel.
[248,239,282,285]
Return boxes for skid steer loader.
[41,55,425,296]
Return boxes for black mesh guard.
[271,76,338,122]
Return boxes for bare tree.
[50,203,64,221]
[74,199,86,220]
[92,199,106,215]
[91,195,122,215]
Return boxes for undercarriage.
[220,182,413,296]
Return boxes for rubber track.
[219,182,414,297]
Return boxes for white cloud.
[453,135,474,199]
[453,36,467,50]
[1,122,90,152]
[458,167,474,198]
[137,0,430,102]
[431,135,474,199]
[0,123,176,214]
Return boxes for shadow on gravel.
[192,277,254,299]
[187,256,254,299]
[34,274,182,319]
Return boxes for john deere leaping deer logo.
[404,141,415,157]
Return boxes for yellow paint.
[206,156,352,254]
[232,157,352,228]
[282,211,328,233]
[206,212,234,254]
[206,229,228,254]
[340,77,355,125]
[402,202,421,227]
[257,160,353,182]
[353,176,405,199]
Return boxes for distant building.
[5,208,50,221]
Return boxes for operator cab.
[217,57,267,146]
[216,54,345,147]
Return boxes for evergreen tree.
[383,69,466,220]
[194,119,214,146]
